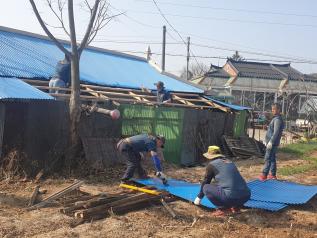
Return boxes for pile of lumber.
[27,180,176,226]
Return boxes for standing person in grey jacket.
[259,103,284,181]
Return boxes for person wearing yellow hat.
[193,146,251,216]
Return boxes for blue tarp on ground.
[0,77,54,100]
[0,27,201,93]
[134,178,317,211]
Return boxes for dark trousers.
[117,141,146,180]
[262,146,278,176]
[203,184,250,208]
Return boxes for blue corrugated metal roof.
[0,27,201,93]
[0,77,54,100]
[204,96,251,111]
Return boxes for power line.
[107,4,317,62]
[117,50,317,64]
[151,0,187,45]
[151,0,204,73]
[122,10,317,28]
[93,39,182,44]
[191,43,317,63]
[135,0,317,19]
[51,33,317,64]
[91,38,317,63]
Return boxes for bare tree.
[180,62,209,80]
[29,0,120,158]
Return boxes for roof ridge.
[228,59,291,67]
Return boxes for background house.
[192,59,317,120]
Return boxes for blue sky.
[1,0,317,75]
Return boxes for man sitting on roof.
[49,54,71,94]
[154,81,172,104]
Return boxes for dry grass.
[0,147,316,238]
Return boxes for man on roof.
[49,54,71,94]
[154,81,172,104]
[117,133,168,184]
[193,146,251,216]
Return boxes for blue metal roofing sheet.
[0,77,54,100]
[205,96,252,111]
[244,200,287,211]
[0,28,201,93]
[248,179,317,204]
[134,178,288,211]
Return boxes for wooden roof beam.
[84,86,120,106]
[173,95,195,106]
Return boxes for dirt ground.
[0,151,316,238]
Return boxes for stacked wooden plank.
[27,180,176,226]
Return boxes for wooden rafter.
[24,79,233,111]
[84,86,120,106]
[172,95,195,106]
[128,91,152,104]
[198,97,228,112]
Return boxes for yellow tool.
[119,183,161,196]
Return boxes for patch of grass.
[279,142,317,157]
[279,162,317,176]
[279,144,317,176]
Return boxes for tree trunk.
[69,54,81,146]
[67,0,81,167]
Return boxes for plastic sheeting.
[0,77,54,100]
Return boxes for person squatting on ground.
[259,103,285,181]
[117,134,168,184]
[49,54,71,94]
[194,146,251,216]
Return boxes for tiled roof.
[228,60,308,80]
[205,64,230,78]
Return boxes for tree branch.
[46,0,70,36]
[29,0,70,56]
[78,0,100,55]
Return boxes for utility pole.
[186,36,190,80]
[162,25,166,71]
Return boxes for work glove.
[194,197,201,205]
[266,141,273,149]
[155,172,168,185]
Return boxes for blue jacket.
[126,134,157,153]
[157,88,171,103]
[54,60,71,85]
[265,115,284,146]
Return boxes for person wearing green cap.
[193,146,251,216]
